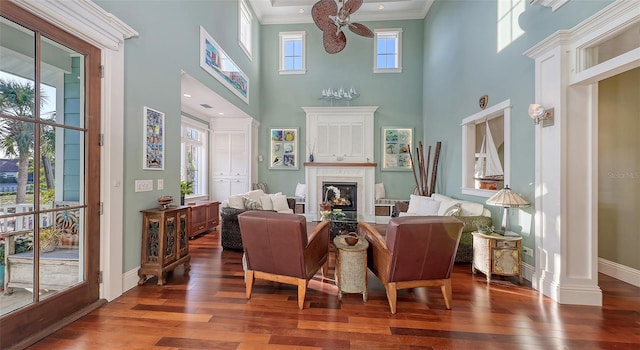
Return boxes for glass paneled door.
[0,3,101,347]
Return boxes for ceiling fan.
[312,0,374,54]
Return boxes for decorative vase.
[319,202,331,212]
[319,202,332,221]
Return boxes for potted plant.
[30,226,62,253]
[180,180,194,205]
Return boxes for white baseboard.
[122,266,140,293]
[599,258,640,287]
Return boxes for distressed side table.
[472,231,522,284]
[333,234,369,302]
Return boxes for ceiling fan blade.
[349,22,374,38]
[312,0,338,30]
[323,24,347,54]
[343,0,364,15]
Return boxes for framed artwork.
[270,128,299,170]
[199,26,249,104]
[382,127,413,171]
[143,106,164,170]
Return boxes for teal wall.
[422,0,612,264]
[94,0,614,273]
[96,0,261,272]
[63,56,81,201]
[258,20,424,198]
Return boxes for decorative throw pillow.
[246,189,265,202]
[443,203,462,216]
[228,195,245,209]
[259,194,274,210]
[375,183,386,200]
[437,199,461,216]
[459,201,485,216]
[252,183,268,193]
[407,194,441,215]
[269,194,290,212]
[243,196,263,210]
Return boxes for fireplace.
[323,182,357,212]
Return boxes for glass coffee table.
[329,211,358,240]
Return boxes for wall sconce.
[528,104,554,127]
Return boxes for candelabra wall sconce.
[528,103,554,127]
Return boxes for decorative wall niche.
[461,99,511,197]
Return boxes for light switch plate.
[135,179,153,192]
[157,179,164,190]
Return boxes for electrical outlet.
[523,246,534,257]
[135,179,153,192]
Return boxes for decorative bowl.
[344,234,359,246]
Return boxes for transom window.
[279,31,306,75]
[181,117,208,198]
[374,29,402,73]
[238,0,252,59]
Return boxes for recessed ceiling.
[249,0,433,24]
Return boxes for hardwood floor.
[29,229,640,349]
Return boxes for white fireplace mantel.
[302,106,378,223]
[304,163,376,223]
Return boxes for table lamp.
[486,185,529,236]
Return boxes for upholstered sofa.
[220,190,296,251]
[394,193,492,263]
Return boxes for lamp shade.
[486,186,529,208]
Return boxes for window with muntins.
[279,31,306,75]
[239,0,252,59]
[374,29,402,73]
[181,117,208,198]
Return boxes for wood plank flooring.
[29,228,640,349]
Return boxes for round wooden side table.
[333,234,369,302]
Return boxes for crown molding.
[10,0,138,50]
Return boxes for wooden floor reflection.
[27,228,640,349]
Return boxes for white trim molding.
[524,0,640,306]
[11,0,138,302]
[599,258,640,288]
[11,0,137,49]
[530,0,570,12]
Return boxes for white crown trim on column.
[11,0,138,50]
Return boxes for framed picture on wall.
[382,127,413,171]
[143,106,164,170]
[270,128,299,170]
[199,26,249,104]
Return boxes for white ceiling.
[181,0,433,121]
[249,0,433,24]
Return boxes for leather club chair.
[238,211,330,310]
[359,216,464,313]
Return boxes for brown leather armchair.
[238,211,330,310]
[359,216,464,313]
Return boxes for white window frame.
[374,28,402,73]
[181,116,209,199]
[460,99,511,197]
[238,0,252,60]
[279,31,306,75]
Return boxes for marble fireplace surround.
[304,162,376,223]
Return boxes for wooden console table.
[186,200,219,238]
[139,206,191,286]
